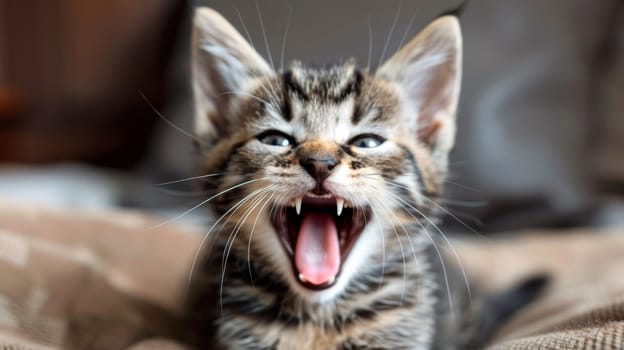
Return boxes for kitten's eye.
[349,134,385,148]
[258,131,293,147]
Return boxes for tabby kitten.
[187,7,470,350]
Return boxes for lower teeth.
[298,273,307,283]
[298,273,336,285]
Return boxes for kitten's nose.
[300,156,337,195]
[298,143,339,195]
[301,156,336,180]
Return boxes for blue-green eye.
[350,135,385,148]
[259,132,293,147]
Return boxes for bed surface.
[0,202,622,349]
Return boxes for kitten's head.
[192,8,461,301]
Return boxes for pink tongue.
[295,212,341,286]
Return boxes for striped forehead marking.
[283,66,363,105]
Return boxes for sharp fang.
[326,275,335,285]
[295,198,302,215]
[336,198,344,216]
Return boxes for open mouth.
[270,194,371,290]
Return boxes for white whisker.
[444,179,481,193]
[147,177,269,231]
[254,0,276,71]
[366,195,408,305]
[247,194,276,283]
[232,8,281,106]
[154,173,226,186]
[377,0,402,70]
[221,91,272,106]
[362,180,454,312]
[279,6,292,72]
[220,190,274,316]
[381,178,488,240]
[355,186,386,289]
[186,184,275,299]
[420,195,489,240]
[397,10,418,51]
[152,187,210,198]
[253,0,283,108]
[220,187,274,270]
[437,198,487,208]
[385,189,472,312]
[234,7,257,48]
[367,14,373,70]
[139,91,207,145]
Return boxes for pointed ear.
[192,7,273,140]
[377,16,462,171]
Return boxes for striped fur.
[187,8,467,350]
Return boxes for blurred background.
[0,0,623,232]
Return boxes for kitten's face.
[192,8,461,301]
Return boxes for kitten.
[185,6,475,350]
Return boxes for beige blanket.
[0,202,622,349]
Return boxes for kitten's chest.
[263,317,434,350]
[275,327,340,350]
[226,287,436,350]
[254,320,412,350]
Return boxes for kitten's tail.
[469,274,549,348]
